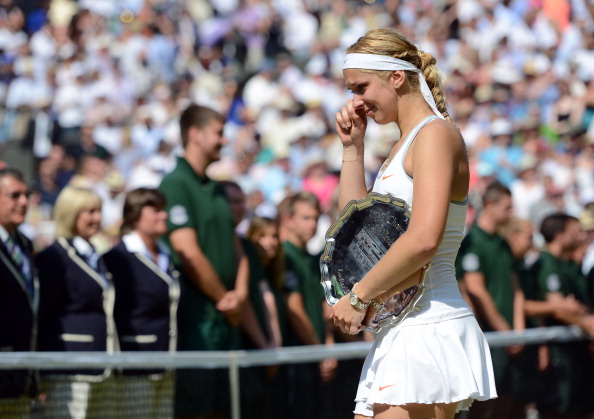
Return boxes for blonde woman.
[330,28,496,418]
[37,186,116,418]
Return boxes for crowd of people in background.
[2,0,594,417]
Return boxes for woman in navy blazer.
[37,186,117,418]
[103,187,179,418]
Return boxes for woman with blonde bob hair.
[330,28,496,418]
[53,186,103,239]
[37,186,117,418]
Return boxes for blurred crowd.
[0,0,592,250]
[2,0,594,418]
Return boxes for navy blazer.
[0,230,38,398]
[36,238,116,377]
[103,241,179,375]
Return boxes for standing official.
[0,168,38,418]
[456,182,525,419]
[533,213,594,418]
[159,104,249,419]
[36,186,117,418]
[280,191,336,419]
[103,187,180,418]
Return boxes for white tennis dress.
[353,116,497,416]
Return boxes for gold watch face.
[349,292,358,306]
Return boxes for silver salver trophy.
[320,193,428,333]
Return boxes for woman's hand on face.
[335,99,367,149]
[331,294,366,335]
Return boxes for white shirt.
[122,231,171,273]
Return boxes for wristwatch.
[349,284,385,311]
[349,289,370,310]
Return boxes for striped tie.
[5,236,33,295]
[5,236,23,270]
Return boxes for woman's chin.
[371,115,388,125]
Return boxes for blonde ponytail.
[419,51,452,123]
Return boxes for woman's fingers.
[335,111,348,130]
[348,100,365,125]
[338,106,352,129]
[330,295,365,335]
[332,314,361,335]
[336,99,367,130]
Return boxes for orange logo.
[379,384,397,391]
[381,174,395,180]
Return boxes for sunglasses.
[2,191,30,200]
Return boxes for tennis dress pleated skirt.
[354,313,496,416]
[358,116,497,415]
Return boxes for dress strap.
[399,115,441,151]
[396,115,441,167]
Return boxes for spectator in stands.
[480,118,524,187]
[301,160,339,215]
[2,0,594,260]
[103,187,180,418]
[159,103,249,419]
[510,154,544,220]
[36,185,117,418]
[0,168,38,418]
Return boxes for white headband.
[343,53,445,120]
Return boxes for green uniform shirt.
[532,251,593,414]
[534,251,590,324]
[455,224,515,330]
[283,241,325,345]
[159,156,239,350]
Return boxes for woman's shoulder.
[102,242,132,264]
[35,241,67,272]
[420,118,464,144]
[412,119,466,159]
[37,241,64,258]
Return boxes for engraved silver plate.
[320,193,427,333]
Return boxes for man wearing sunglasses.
[0,168,38,418]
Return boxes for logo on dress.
[382,174,395,180]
